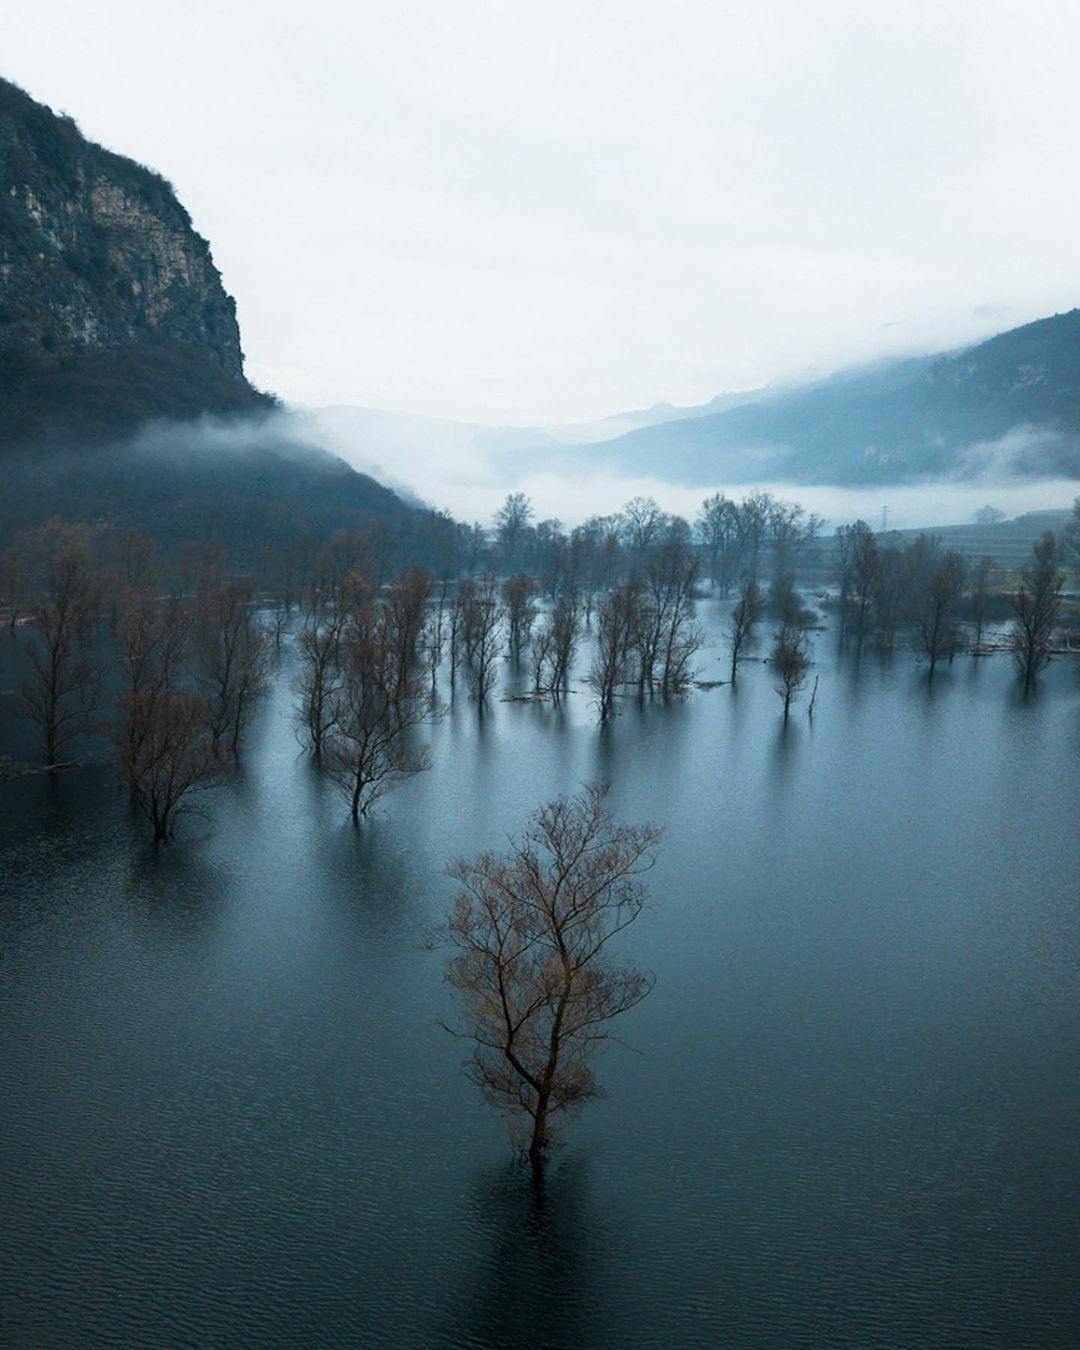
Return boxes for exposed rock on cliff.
[0,76,269,446]
[0,77,416,547]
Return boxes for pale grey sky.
[6,0,1080,422]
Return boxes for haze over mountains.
[2,72,1079,543]
[565,311,1080,486]
[311,310,1080,495]
[302,390,762,504]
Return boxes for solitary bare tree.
[727,579,764,684]
[543,594,581,701]
[530,620,555,696]
[442,783,661,1168]
[643,538,700,697]
[118,691,218,842]
[772,623,811,720]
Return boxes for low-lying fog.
[417,470,1080,532]
[291,409,1079,530]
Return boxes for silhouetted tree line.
[0,521,271,836]
[3,494,1077,835]
[831,515,1073,685]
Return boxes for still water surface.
[1,612,1078,1347]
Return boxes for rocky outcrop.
[0,77,415,546]
[0,76,267,445]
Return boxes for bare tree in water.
[696,493,741,596]
[441,784,661,1168]
[119,691,218,841]
[727,579,764,684]
[112,595,216,840]
[1010,532,1064,689]
[21,543,101,765]
[425,578,450,694]
[114,596,190,786]
[587,586,637,722]
[847,520,879,649]
[916,549,967,677]
[530,620,555,696]
[194,582,269,756]
[324,614,432,820]
[295,621,344,758]
[532,594,580,702]
[643,538,700,697]
[771,622,811,720]
[457,576,503,705]
[383,568,432,700]
[502,574,539,659]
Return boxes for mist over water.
[278,402,1079,528]
[413,468,1080,531]
[297,411,1079,529]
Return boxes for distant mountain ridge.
[308,389,763,464]
[557,311,1080,485]
[313,313,1080,498]
[304,390,769,496]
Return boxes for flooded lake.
[2,608,1078,1347]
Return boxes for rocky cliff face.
[0,77,266,444]
[0,77,415,545]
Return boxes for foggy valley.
[2,8,1079,1349]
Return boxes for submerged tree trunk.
[529,1095,550,1166]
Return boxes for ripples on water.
[1,612,1078,1347]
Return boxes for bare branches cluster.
[294,565,439,819]
[697,492,823,596]
[441,783,661,1165]
[832,518,1072,689]
[1010,532,1064,687]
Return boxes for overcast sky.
[7,1,1080,423]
